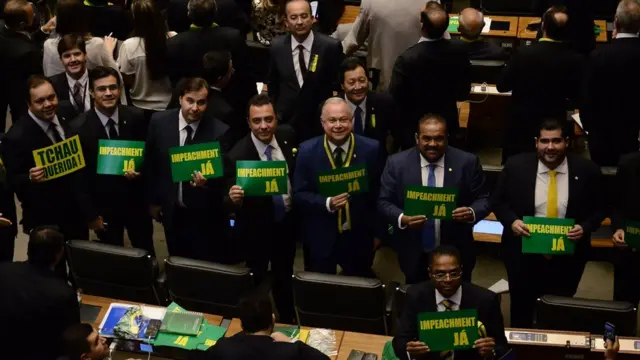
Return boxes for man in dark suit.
[534,0,596,55]
[62,323,110,360]
[70,66,154,253]
[451,8,507,61]
[205,295,329,360]
[582,0,640,167]
[0,0,55,129]
[378,114,489,284]
[167,0,250,34]
[339,56,395,159]
[0,148,18,262]
[166,0,255,118]
[390,2,471,149]
[491,118,604,328]
[293,97,382,277]
[393,245,509,360]
[497,6,584,164]
[227,94,298,323]
[0,227,80,360]
[49,34,91,117]
[145,77,234,262]
[267,0,344,142]
[611,152,640,306]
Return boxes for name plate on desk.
[506,330,589,347]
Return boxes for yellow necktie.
[440,300,454,360]
[547,170,558,218]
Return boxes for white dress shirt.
[346,96,366,131]
[291,31,314,88]
[66,70,91,111]
[250,133,292,211]
[94,107,120,138]
[177,111,201,207]
[534,158,569,218]
[29,110,65,143]
[435,286,462,312]
[325,137,351,212]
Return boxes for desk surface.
[450,14,519,38]
[336,332,392,360]
[518,17,608,43]
[339,5,359,24]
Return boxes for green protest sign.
[522,216,575,255]
[624,220,640,249]
[418,309,478,351]
[236,160,288,196]
[169,142,223,182]
[404,185,458,220]
[317,164,369,197]
[447,17,459,33]
[96,139,145,175]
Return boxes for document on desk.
[482,18,492,33]
[571,113,586,133]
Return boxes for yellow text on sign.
[122,158,135,172]
[552,237,565,251]
[453,330,469,346]
[200,161,215,176]
[174,336,189,346]
[32,135,85,181]
[347,179,360,192]
[433,204,446,217]
[265,179,279,193]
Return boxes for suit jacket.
[204,333,330,360]
[582,37,640,166]
[491,153,605,255]
[49,72,71,103]
[390,39,471,149]
[534,0,596,55]
[167,0,250,34]
[85,4,132,39]
[69,106,148,217]
[292,134,382,258]
[378,147,489,275]
[612,152,640,232]
[0,262,79,360]
[144,109,231,229]
[451,38,508,61]
[350,91,396,159]
[267,32,344,141]
[207,88,247,144]
[225,126,297,254]
[1,112,96,231]
[392,281,509,360]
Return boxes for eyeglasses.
[430,270,462,281]
[324,117,351,125]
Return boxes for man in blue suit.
[378,114,489,284]
[293,97,383,277]
[144,77,234,263]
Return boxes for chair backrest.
[293,271,387,335]
[470,60,506,85]
[535,295,638,336]
[390,284,410,335]
[165,256,254,318]
[66,240,160,304]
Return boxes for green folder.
[382,341,400,360]
[160,311,204,336]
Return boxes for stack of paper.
[152,302,227,351]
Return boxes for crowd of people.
[0,0,638,358]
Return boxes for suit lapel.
[458,283,471,310]
[27,116,56,147]
[117,106,133,139]
[565,155,578,219]
[301,33,321,89]
[409,148,423,186]
[524,155,539,215]
[244,135,261,161]
[443,151,454,188]
[283,36,301,91]
[87,110,109,140]
[169,111,180,147]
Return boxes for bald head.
[542,6,568,40]
[615,0,640,34]
[458,8,484,40]
[3,0,33,29]
[420,1,448,39]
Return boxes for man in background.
[49,34,91,117]
[534,0,596,55]
[62,323,110,360]
[451,8,507,60]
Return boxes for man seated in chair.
[205,295,329,360]
[450,8,507,61]
[61,323,110,360]
[393,245,509,360]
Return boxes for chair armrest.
[155,271,169,306]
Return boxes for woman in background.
[251,0,287,45]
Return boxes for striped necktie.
[440,299,454,360]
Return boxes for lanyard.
[323,133,355,233]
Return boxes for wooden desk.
[518,17,608,43]
[339,5,359,24]
[336,332,392,360]
[594,20,608,43]
[450,14,519,38]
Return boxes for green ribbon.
[190,23,219,30]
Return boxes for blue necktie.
[422,163,437,250]
[354,106,363,134]
[265,145,286,222]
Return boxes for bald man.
[451,8,507,61]
[293,98,383,277]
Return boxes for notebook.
[160,311,204,336]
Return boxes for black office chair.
[164,256,254,318]
[66,240,161,304]
[293,271,387,335]
[388,283,411,335]
[534,295,638,336]
[470,60,506,85]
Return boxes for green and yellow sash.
[323,133,355,233]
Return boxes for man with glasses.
[378,114,489,284]
[392,245,508,360]
[293,97,383,277]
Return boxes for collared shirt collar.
[327,136,351,154]
[537,157,568,174]
[435,286,463,307]
[251,132,279,156]
[291,31,314,52]
[419,36,442,43]
[616,33,639,39]
[65,69,89,88]
[345,95,366,115]
[29,110,62,134]
[420,153,446,168]
[178,110,200,132]
[94,107,119,127]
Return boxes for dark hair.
[420,1,448,39]
[417,113,447,133]
[246,93,274,117]
[539,117,568,138]
[62,323,93,360]
[428,245,462,268]
[187,0,217,27]
[542,6,568,41]
[3,0,30,29]
[27,226,64,267]
[339,57,366,84]
[57,33,87,58]
[55,0,89,36]
[89,66,122,90]
[25,75,55,105]
[131,0,169,80]
[177,77,209,96]
[238,295,273,333]
[202,50,231,84]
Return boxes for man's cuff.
[468,207,476,223]
[326,197,335,213]
[398,213,407,229]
